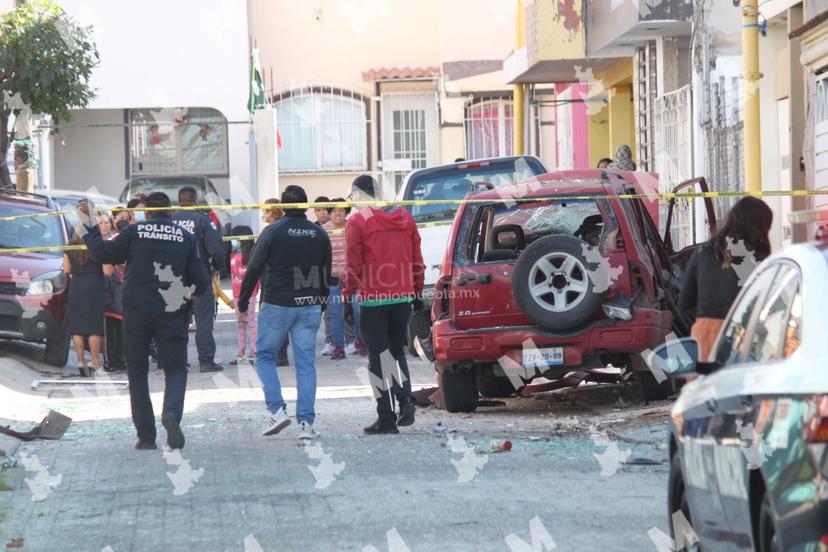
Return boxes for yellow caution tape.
[3,189,828,255]
[2,189,828,223]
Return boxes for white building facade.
[38,0,252,204]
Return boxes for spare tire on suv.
[512,235,605,331]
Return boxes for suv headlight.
[26,271,67,296]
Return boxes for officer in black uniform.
[82,192,210,450]
[172,186,225,373]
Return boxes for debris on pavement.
[0,411,72,441]
[411,386,441,407]
[623,457,663,466]
[433,422,457,434]
[30,379,128,391]
[481,439,512,453]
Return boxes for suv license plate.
[523,347,564,367]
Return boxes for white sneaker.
[262,408,291,436]
[320,343,334,356]
[345,341,357,355]
[298,421,319,440]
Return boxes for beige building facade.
[247,0,549,200]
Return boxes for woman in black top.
[679,197,773,359]
[63,233,112,376]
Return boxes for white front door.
[381,92,439,196]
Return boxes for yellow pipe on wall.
[514,0,525,155]
[741,0,762,193]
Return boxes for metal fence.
[653,85,694,249]
[703,76,744,222]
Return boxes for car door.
[448,203,529,330]
[705,263,802,547]
[676,264,780,551]
[661,177,719,335]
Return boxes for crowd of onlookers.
[62,190,369,376]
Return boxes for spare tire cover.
[512,235,606,330]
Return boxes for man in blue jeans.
[237,185,331,440]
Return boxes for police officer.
[82,192,210,450]
[172,186,225,372]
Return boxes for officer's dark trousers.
[192,291,216,364]
[123,309,189,443]
[360,302,414,421]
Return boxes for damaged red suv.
[430,169,716,412]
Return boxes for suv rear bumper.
[433,307,671,367]
[0,294,65,342]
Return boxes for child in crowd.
[230,225,258,364]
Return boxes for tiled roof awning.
[361,66,441,81]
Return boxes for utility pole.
[741,0,762,193]
[513,0,525,156]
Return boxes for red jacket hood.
[355,207,412,232]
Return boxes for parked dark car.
[654,237,828,551]
[0,190,71,366]
[41,189,120,237]
[430,170,718,412]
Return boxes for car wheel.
[478,367,518,397]
[440,367,478,412]
[638,370,675,402]
[636,355,675,402]
[44,328,70,368]
[512,235,605,330]
[758,494,780,552]
[668,454,698,549]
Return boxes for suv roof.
[0,190,54,210]
[404,155,546,179]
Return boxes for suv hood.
[0,252,62,283]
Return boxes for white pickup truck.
[395,155,548,351]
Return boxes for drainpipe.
[741,0,762,192]
[514,0,525,155]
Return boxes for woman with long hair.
[679,196,773,359]
[63,231,111,376]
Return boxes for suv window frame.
[454,195,614,266]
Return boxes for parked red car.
[0,190,71,366]
[430,169,717,412]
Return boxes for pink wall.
[570,83,590,169]
[553,83,590,169]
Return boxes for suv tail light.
[434,276,451,318]
[807,395,828,443]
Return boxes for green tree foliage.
[0,0,99,188]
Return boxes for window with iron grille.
[129,107,228,176]
[275,87,368,174]
[464,98,514,159]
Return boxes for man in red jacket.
[343,175,425,434]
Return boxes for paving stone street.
[0,306,672,552]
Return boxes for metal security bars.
[273,86,369,174]
[129,107,229,176]
[703,76,744,222]
[464,98,514,159]
[653,85,694,249]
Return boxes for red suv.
[431,169,716,412]
[0,190,71,366]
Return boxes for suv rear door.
[448,196,620,330]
